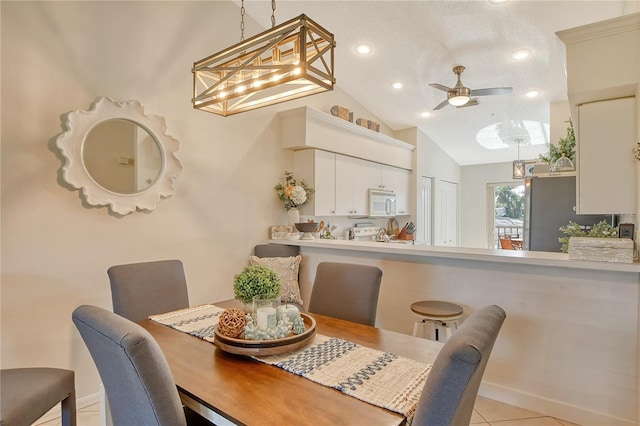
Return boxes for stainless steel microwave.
[368,189,396,217]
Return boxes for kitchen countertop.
[269,238,640,273]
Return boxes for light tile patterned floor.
[35,403,100,426]
[471,396,580,426]
[37,395,580,426]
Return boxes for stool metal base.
[413,318,460,342]
[410,300,463,343]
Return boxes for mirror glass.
[56,97,182,215]
[83,119,162,194]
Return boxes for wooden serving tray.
[214,313,316,356]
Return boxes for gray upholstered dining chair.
[108,259,190,322]
[72,304,211,426]
[0,367,76,426]
[254,243,300,258]
[412,305,506,426]
[308,262,382,326]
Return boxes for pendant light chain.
[271,0,276,28]
[240,0,245,41]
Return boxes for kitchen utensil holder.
[397,229,414,240]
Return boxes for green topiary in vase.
[233,265,282,306]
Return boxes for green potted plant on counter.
[233,265,282,312]
[538,119,576,172]
[558,220,617,253]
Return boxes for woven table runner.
[149,304,224,344]
[149,305,431,423]
[255,334,431,423]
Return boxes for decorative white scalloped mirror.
[56,97,182,215]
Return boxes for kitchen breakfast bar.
[270,238,640,426]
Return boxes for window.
[487,183,524,249]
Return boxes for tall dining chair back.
[108,259,189,322]
[254,244,300,258]
[412,305,506,426]
[72,305,187,426]
[308,262,382,326]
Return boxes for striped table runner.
[149,305,431,423]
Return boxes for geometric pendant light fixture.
[512,138,525,179]
[192,2,335,117]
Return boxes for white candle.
[256,307,277,329]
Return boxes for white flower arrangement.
[274,171,314,211]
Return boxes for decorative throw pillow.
[249,255,303,305]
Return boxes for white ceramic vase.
[287,207,300,225]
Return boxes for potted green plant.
[538,119,576,171]
[233,265,282,310]
[558,220,618,252]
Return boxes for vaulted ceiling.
[240,0,633,165]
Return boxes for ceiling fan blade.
[456,98,479,108]
[470,87,513,96]
[433,99,449,110]
[429,83,452,92]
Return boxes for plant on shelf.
[274,171,314,211]
[233,265,282,305]
[538,119,576,168]
[558,220,618,253]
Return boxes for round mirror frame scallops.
[56,97,182,215]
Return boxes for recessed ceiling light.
[526,90,540,98]
[392,82,403,89]
[420,111,431,118]
[355,43,373,55]
[510,49,532,61]
[488,0,510,4]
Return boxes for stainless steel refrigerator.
[524,175,613,252]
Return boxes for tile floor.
[36,395,580,426]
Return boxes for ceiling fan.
[430,65,513,110]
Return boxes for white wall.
[460,162,520,248]
[0,0,386,401]
[396,127,461,245]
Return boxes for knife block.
[397,228,414,240]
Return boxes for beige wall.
[0,0,386,401]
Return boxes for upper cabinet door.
[335,155,377,216]
[294,149,336,216]
[381,165,412,215]
[576,97,636,214]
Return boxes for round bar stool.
[411,300,464,342]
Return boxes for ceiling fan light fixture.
[448,87,471,106]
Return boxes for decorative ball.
[218,308,247,338]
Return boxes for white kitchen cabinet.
[576,97,636,214]
[335,155,378,216]
[381,165,412,215]
[293,149,336,216]
[295,149,413,217]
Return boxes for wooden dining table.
[139,300,444,426]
